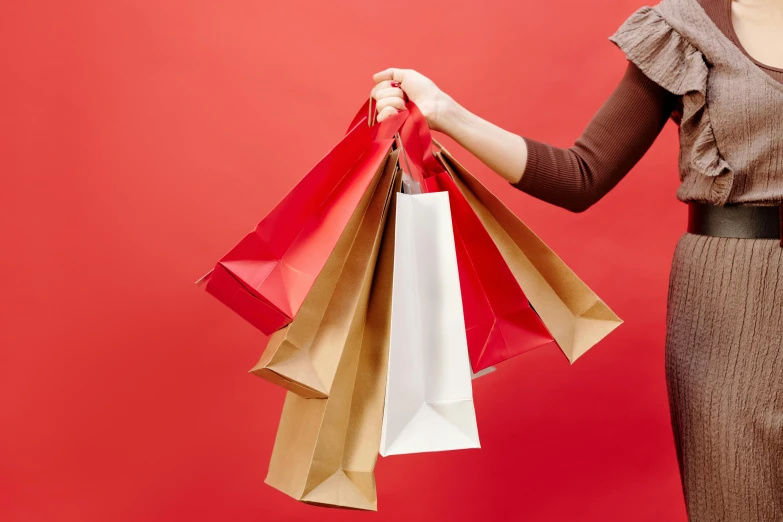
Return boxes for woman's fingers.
[376,105,399,122]
[375,95,405,112]
[373,68,410,122]
[374,86,404,101]
[370,80,389,98]
[370,81,394,99]
[371,81,404,100]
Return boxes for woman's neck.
[732,0,783,18]
[732,0,783,69]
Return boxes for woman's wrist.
[431,94,467,136]
[425,96,529,185]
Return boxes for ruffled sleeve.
[609,6,735,204]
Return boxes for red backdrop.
[1,0,689,520]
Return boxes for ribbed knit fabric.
[514,0,783,211]
[666,233,783,520]
[510,0,783,520]
[516,63,677,212]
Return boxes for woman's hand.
[371,68,454,132]
[372,67,530,185]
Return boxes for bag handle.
[346,96,445,181]
[397,101,445,179]
[345,97,409,141]
[346,97,374,131]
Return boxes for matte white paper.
[380,191,480,456]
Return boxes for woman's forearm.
[433,62,677,212]
[373,63,676,212]
[436,98,529,185]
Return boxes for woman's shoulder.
[615,0,724,30]
[610,0,729,72]
[608,0,711,96]
[610,0,737,202]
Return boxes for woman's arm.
[372,63,678,212]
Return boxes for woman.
[371,0,783,519]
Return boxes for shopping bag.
[396,106,555,372]
[379,190,480,456]
[263,159,402,511]
[198,104,408,335]
[249,151,398,398]
[426,172,555,371]
[435,144,623,362]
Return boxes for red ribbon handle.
[346,97,445,185]
[345,98,408,142]
[397,101,445,180]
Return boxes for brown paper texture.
[250,151,394,398]
[263,152,401,511]
[436,145,622,362]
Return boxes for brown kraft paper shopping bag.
[249,151,395,398]
[435,143,622,362]
[263,155,401,511]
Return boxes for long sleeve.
[512,61,679,212]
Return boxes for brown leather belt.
[687,202,783,247]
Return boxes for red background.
[1,0,689,520]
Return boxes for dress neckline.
[724,0,783,74]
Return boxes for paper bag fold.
[250,151,395,398]
[380,190,480,456]
[263,153,401,511]
[436,145,622,362]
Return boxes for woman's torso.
[610,0,783,205]
[513,0,783,212]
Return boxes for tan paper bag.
[250,151,396,398]
[436,144,622,362]
[263,157,401,511]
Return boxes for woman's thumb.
[372,67,405,84]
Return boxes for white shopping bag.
[379,190,480,456]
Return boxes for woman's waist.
[684,201,783,247]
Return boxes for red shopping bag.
[398,104,554,372]
[199,101,408,335]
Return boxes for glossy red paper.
[202,104,408,334]
[400,103,554,371]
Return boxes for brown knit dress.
[515,0,783,519]
[615,1,783,519]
